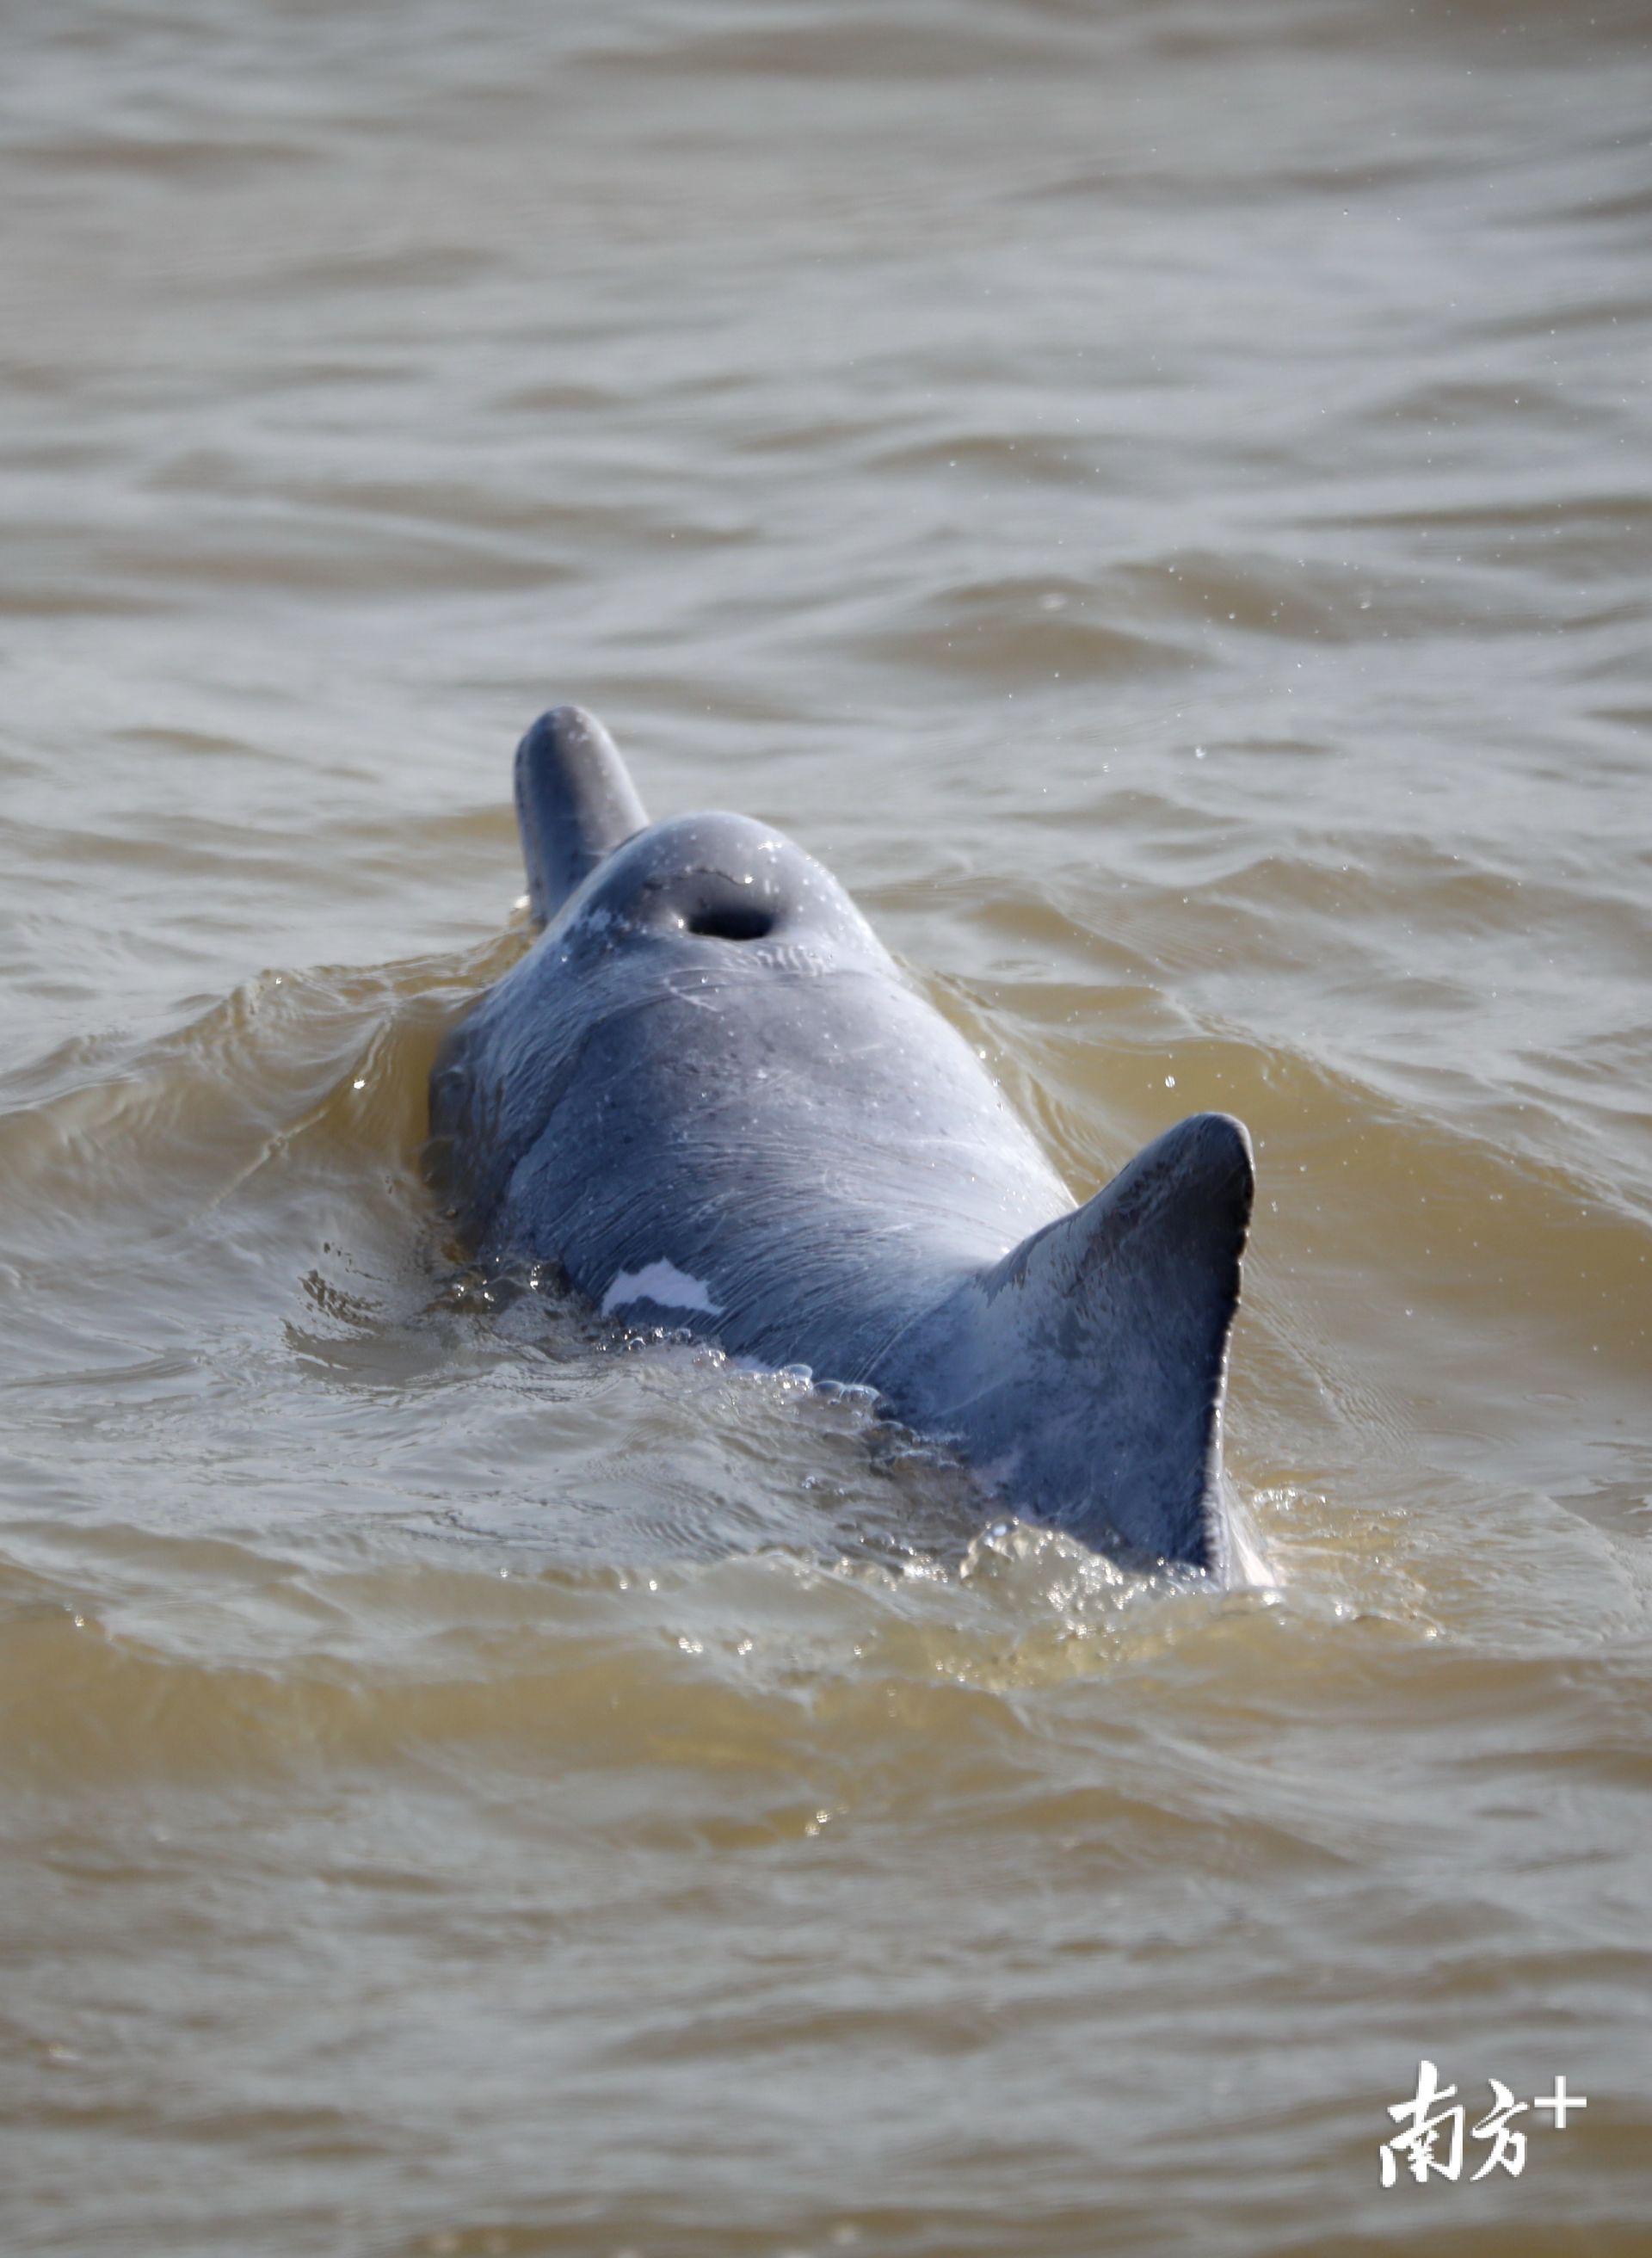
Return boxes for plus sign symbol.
[1533,2079,1588,2131]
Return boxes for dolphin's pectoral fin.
[515,705,649,924]
[936,1113,1254,1570]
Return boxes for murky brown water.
[3,3,1650,2253]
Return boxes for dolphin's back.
[432,819,1070,1385]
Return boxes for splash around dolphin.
[427,706,1254,1574]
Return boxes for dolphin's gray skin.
[428,706,1254,1572]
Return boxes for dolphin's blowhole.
[683,901,777,942]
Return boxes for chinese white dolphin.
[428,706,1254,1572]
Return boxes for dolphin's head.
[511,703,892,979]
[549,809,890,980]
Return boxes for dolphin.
[427,706,1254,1574]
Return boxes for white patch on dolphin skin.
[601,1260,724,1318]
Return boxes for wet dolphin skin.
[428,706,1254,1571]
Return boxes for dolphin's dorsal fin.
[514,705,649,924]
[928,1113,1254,1570]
